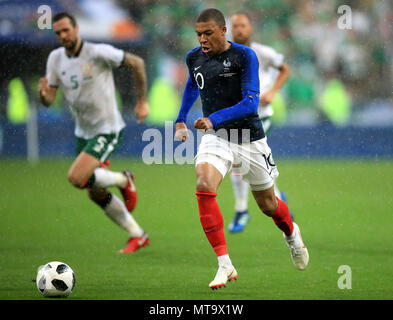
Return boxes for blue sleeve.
[208,90,259,128]
[240,47,260,93]
[208,48,260,128]
[175,75,200,123]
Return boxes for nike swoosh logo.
[194,66,201,71]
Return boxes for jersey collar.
[66,41,84,58]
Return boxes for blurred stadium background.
[1,0,393,301]
[1,0,393,159]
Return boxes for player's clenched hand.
[38,76,50,98]
[134,99,150,124]
[175,122,189,142]
[194,117,213,130]
[260,89,276,105]
[38,76,57,107]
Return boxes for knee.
[256,196,278,216]
[196,176,216,193]
[67,170,85,189]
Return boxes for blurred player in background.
[228,12,292,233]
[38,12,150,253]
[175,8,308,290]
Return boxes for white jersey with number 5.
[46,42,126,139]
[250,42,284,119]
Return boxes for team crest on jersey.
[81,62,93,80]
[220,58,236,77]
[223,59,231,68]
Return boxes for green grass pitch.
[0,158,392,300]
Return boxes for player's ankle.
[117,172,128,188]
[217,254,232,268]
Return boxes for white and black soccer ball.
[36,261,76,298]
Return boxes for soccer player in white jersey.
[228,12,292,233]
[38,12,150,253]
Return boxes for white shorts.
[195,133,279,191]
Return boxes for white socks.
[93,167,127,189]
[104,194,143,238]
[230,169,249,212]
[217,254,233,268]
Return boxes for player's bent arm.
[208,90,259,129]
[122,52,148,101]
[271,62,290,93]
[176,76,200,124]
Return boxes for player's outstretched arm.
[38,76,57,107]
[122,52,149,123]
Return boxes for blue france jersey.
[186,41,265,142]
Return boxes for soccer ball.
[36,261,76,298]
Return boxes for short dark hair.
[233,11,252,23]
[197,8,226,27]
[53,12,77,27]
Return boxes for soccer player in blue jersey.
[175,8,309,289]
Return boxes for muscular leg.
[253,184,308,270]
[68,152,142,237]
[251,185,277,216]
[88,187,143,238]
[195,162,229,259]
[87,187,111,207]
[252,186,294,236]
[196,162,238,288]
[68,152,100,188]
[67,151,127,189]
[196,162,223,193]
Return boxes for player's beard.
[63,38,78,51]
[233,35,248,45]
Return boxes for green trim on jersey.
[76,130,123,162]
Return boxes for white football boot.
[209,265,238,290]
[284,222,309,270]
